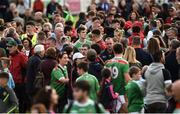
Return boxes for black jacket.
[26,54,42,93]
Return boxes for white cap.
[34,44,45,53]
[73,52,85,61]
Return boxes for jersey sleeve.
[123,63,129,73]
[94,77,100,92]
[53,69,65,80]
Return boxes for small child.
[99,68,118,113]
[0,72,18,113]
[0,58,15,89]
[125,66,145,113]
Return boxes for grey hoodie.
[143,63,171,105]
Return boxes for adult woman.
[147,38,160,55]
[156,18,165,37]
[33,86,59,114]
[50,52,69,112]
[124,46,142,69]
[40,47,57,85]
[22,38,32,57]
[128,11,139,23]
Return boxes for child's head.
[0,72,9,87]
[0,57,10,69]
[129,66,141,80]
[101,68,112,79]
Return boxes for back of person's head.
[74,80,90,94]
[65,20,73,27]
[101,68,111,79]
[124,46,136,63]
[91,29,101,37]
[77,61,88,72]
[78,12,86,20]
[0,72,9,80]
[113,43,124,54]
[112,19,120,24]
[34,86,54,110]
[170,39,180,50]
[91,43,101,55]
[132,36,141,46]
[64,25,72,34]
[153,29,162,36]
[87,49,97,62]
[132,26,141,33]
[129,66,140,78]
[147,38,160,55]
[150,20,157,28]
[152,50,163,62]
[45,47,56,58]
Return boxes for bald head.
[172,80,180,102]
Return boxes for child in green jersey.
[125,66,145,113]
[63,80,107,113]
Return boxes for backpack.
[100,82,115,112]
[65,101,101,113]
[33,63,45,89]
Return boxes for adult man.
[74,25,91,50]
[7,40,28,112]
[165,39,180,82]
[80,44,90,57]
[54,27,64,51]
[76,61,100,101]
[132,36,153,66]
[63,80,107,113]
[143,50,172,113]
[91,29,106,51]
[106,43,131,112]
[100,37,114,62]
[21,21,37,45]
[26,44,45,96]
[0,72,18,113]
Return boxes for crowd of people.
[0,0,180,113]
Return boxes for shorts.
[114,95,126,112]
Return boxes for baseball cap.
[6,40,17,47]
[73,52,85,61]
[34,44,45,53]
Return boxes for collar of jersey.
[74,98,93,107]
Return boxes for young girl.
[99,68,118,113]
[125,66,145,113]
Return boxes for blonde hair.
[123,46,137,63]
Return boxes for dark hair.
[129,66,140,78]
[65,20,73,27]
[45,47,56,58]
[129,11,139,21]
[87,49,97,62]
[91,29,101,36]
[101,68,111,79]
[37,31,46,41]
[47,37,56,44]
[77,61,88,72]
[170,39,180,50]
[147,38,160,55]
[63,45,73,56]
[92,17,100,22]
[78,12,86,20]
[132,36,141,46]
[152,50,163,62]
[74,80,90,93]
[132,26,141,33]
[77,25,86,33]
[57,52,68,62]
[112,19,120,24]
[34,86,54,110]
[150,20,157,28]
[87,11,96,17]
[22,38,32,48]
[26,21,35,26]
[82,44,90,49]
[64,26,72,34]
[0,72,9,80]
[153,29,161,36]
[113,43,124,54]
[91,43,101,55]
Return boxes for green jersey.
[125,80,144,112]
[106,57,129,95]
[63,99,107,113]
[50,65,68,97]
[74,39,91,50]
[76,72,100,100]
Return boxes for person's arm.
[54,69,69,84]
[5,88,18,113]
[123,64,132,83]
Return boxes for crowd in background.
[0,0,180,113]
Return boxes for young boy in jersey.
[0,72,18,113]
[0,58,15,89]
[125,66,145,113]
[63,80,107,113]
